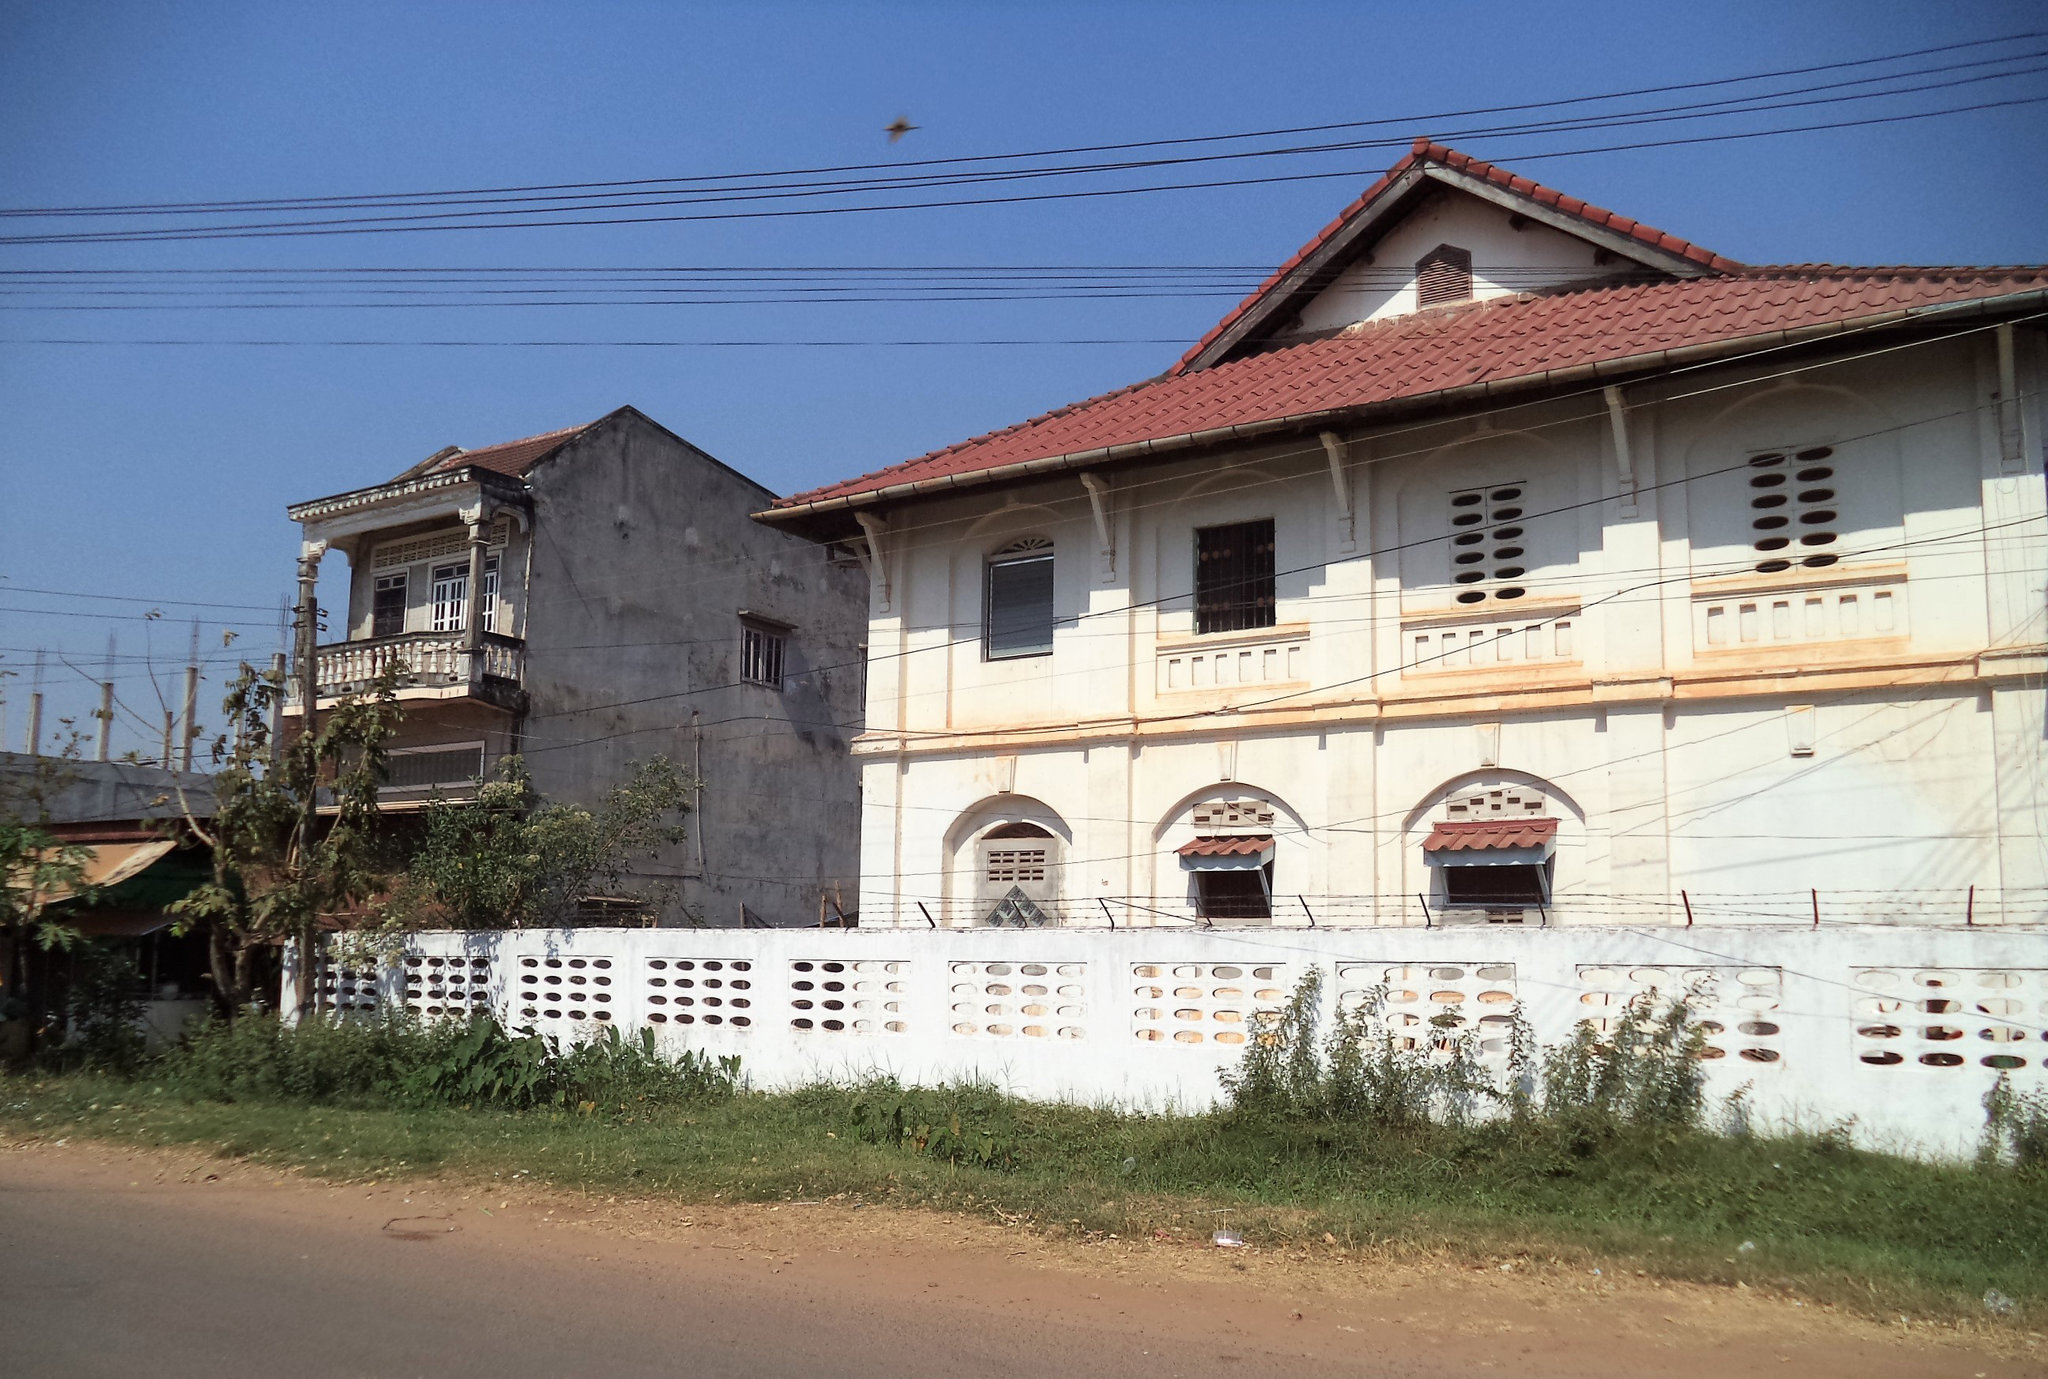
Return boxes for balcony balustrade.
[290,630,525,707]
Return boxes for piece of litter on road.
[1212,1230,1245,1248]
[1983,1288,2015,1315]
[1737,1240,1756,1253]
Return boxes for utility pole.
[25,650,44,755]
[96,634,115,762]
[267,651,286,771]
[293,549,322,1018]
[179,620,200,772]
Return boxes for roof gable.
[1173,138,1742,376]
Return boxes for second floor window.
[372,573,407,638]
[430,563,466,632]
[985,537,1055,659]
[1195,519,1276,634]
[742,621,786,688]
[429,559,498,633]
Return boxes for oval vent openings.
[1748,447,1839,573]
[1449,483,1530,604]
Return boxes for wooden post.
[1417,893,1431,928]
[1810,888,1820,929]
[1680,889,1694,928]
[1966,885,1975,927]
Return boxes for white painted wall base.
[289,924,2048,1161]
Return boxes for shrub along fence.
[286,923,2048,1158]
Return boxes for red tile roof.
[1423,818,1559,852]
[402,418,606,482]
[774,265,2048,513]
[1172,137,1744,378]
[1177,834,1276,857]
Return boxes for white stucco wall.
[297,923,2048,1161]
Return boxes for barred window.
[741,621,786,689]
[985,537,1055,659]
[1194,519,1276,635]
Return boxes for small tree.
[1,745,95,1047]
[381,755,693,930]
[171,661,402,1017]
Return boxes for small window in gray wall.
[985,537,1055,659]
[741,620,786,689]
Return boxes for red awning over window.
[1176,834,1274,857]
[1423,818,1558,852]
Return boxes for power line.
[6,76,2044,245]
[5,32,2039,219]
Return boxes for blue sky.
[2,0,2043,756]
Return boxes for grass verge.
[3,1068,2041,1327]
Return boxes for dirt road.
[0,1139,2034,1378]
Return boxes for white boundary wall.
[289,924,2048,1159]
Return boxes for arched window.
[978,821,1056,926]
[985,537,1055,659]
[1177,795,1277,922]
[1424,785,1555,918]
[1415,243,1473,307]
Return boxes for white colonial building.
[760,139,2048,935]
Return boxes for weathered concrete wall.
[517,411,868,926]
[296,922,2048,1160]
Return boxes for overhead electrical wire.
[4,33,2041,221]
[3,49,2044,245]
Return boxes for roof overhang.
[287,464,531,528]
[755,288,2048,542]
[1178,834,1274,870]
[1424,818,1558,859]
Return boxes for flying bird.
[884,116,919,144]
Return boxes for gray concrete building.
[284,406,867,927]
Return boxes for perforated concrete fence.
[289,925,2048,1158]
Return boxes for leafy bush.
[1222,969,1502,1130]
[1984,1074,2048,1171]
[159,1012,738,1113]
[39,941,148,1076]
[849,1079,1020,1170]
[1223,971,1710,1137]
[1540,989,1708,1130]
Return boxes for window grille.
[480,560,498,634]
[372,573,407,638]
[427,559,495,633]
[371,519,508,570]
[383,743,486,790]
[429,563,467,632]
[1415,244,1474,307]
[1447,483,1529,605]
[1194,868,1273,921]
[1746,446,1840,574]
[1194,520,1276,635]
[985,537,1055,658]
[741,621,786,688]
[984,848,1049,885]
[1442,865,1548,907]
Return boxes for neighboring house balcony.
[285,460,534,717]
[297,629,526,710]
